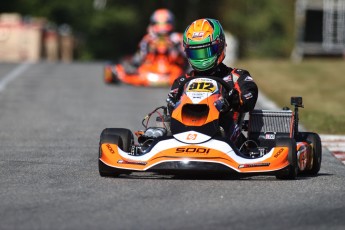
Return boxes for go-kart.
[98,76,322,179]
[103,52,185,87]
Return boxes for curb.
[320,134,345,165]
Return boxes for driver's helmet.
[183,18,226,71]
[150,8,175,36]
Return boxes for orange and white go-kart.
[103,53,184,87]
[98,76,321,179]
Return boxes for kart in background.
[104,50,185,87]
[98,76,322,179]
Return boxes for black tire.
[100,128,134,152]
[111,72,121,84]
[98,133,127,177]
[275,138,298,180]
[103,66,113,84]
[104,66,120,84]
[300,132,322,175]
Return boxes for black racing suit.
[167,63,258,143]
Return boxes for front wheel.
[100,128,134,152]
[104,65,120,84]
[275,138,298,180]
[98,133,127,177]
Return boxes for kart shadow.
[114,172,331,181]
[298,172,332,178]
[116,172,245,180]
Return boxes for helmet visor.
[185,43,219,60]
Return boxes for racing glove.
[166,88,178,114]
[226,88,241,111]
[214,97,230,112]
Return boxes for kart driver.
[126,8,187,73]
[167,18,258,144]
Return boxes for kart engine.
[131,106,171,156]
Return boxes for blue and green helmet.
[183,18,226,71]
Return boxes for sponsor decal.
[265,133,276,139]
[192,31,205,38]
[238,162,270,169]
[175,147,210,154]
[223,75,232,82]
[244,76,253,81]
[106,144,115,154]
[274,148,284,158]
[187,133,197,140]
[117,159,147,165]
[243,93,253,100]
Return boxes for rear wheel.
[275,138,298,180]
[300,132,322,175]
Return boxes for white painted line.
[320,134,345,141]
[323,142,345,147]
[0,62,32,92]
[322,141,345,145]
[326,147,345,152]
[322,144,345,151]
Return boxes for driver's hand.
[226,88,241,111]
[167,88,178,102]
[214,97,229,112]
[167,89,178,114]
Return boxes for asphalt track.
[0,62,345,230]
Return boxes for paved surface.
[0,62,344,230]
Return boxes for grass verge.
[236,58,345,134]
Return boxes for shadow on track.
[99,171,331,181]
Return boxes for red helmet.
[150,9,175,35]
